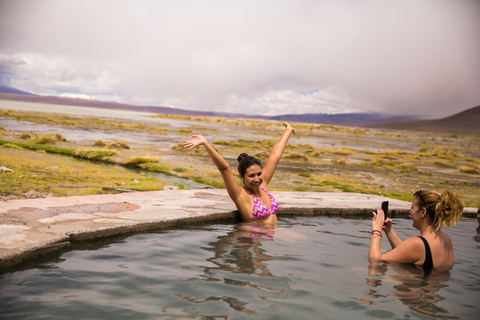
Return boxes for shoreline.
[0,189,477,271]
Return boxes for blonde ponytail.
[428,190,464,231]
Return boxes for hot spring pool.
[1,216,479,319]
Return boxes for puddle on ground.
[108,164,211,189]
[0,102,421,153]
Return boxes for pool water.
[1,216,479,319]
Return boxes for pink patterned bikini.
[243,187,279,222]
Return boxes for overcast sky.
[1,0,479,118]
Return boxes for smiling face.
[243,164,263,189]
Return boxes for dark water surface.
[1,217,479,319]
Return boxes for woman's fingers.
[283,122,295,134]
[181,135,203,149]
[372,209,385,221]
[182,140,195,149]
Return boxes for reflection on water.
[179,224,291,316]
[362,218,480,320]
[205,225,280,276]
[0,217,479,319]
[475,225,480,244]
[367,260,454,318]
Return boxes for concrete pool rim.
[0,189,477,270]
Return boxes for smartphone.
[381,201,389,226]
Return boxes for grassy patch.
[283,152,309,161]
[0,109,158,132]
[331,159,346,166]
[433,160,456,168]
[32,133,66,144]
[0,139,75,155]
[123,157,159,165]
[192,176,224,188]
[106,140,130,149]
[74,149,117,161]
[94,140,106,147]
[2,143,25,150]
[2,108,479,207]
[298,173,311,178]
[178,129,193,134]
[141,164,173,173]
[212,140,249,147]
[331,148,355,155]
[20,132,32,139]
[254,150,269,160]
[398,163,417,172]
[171,142,214,156]
[459,166,480,174]
[0,148,169,197]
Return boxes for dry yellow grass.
[1,108,479,206]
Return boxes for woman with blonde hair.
[369,189,464,274]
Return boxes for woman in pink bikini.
[182,122,295,224]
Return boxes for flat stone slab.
[0,190,477,270]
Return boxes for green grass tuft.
[74,149,117,160]
[123,157,159,165]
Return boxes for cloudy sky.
[1,0,479,118]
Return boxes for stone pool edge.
[0,189,477,270]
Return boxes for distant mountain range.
[367,105,480,135]
[0,85,477,135]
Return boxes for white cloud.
[58,93,98,100]
[224,87,373,116]
[0,0,479,117]
[1,53,119,97]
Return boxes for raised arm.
[182,135,243,201]
[262,122,295,185]
[368,208,385,259]
[384,219,402,249]
[369,208,422,264]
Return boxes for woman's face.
[409,196,425,229]
[243,164,263,189]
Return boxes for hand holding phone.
[381,201,389,226]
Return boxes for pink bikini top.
[243,187,279,222]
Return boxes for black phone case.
[382,201,389,225]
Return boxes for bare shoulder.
[381,236,424,264]
[438,231,453,245]
[395,236,425,252]
[403,236,425,247]
[232,189,254,221]
[423,232,453,252]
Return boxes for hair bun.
[237,153,249,163]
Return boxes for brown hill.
[367,105,480,135]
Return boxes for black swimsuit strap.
[417,236,433,276]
